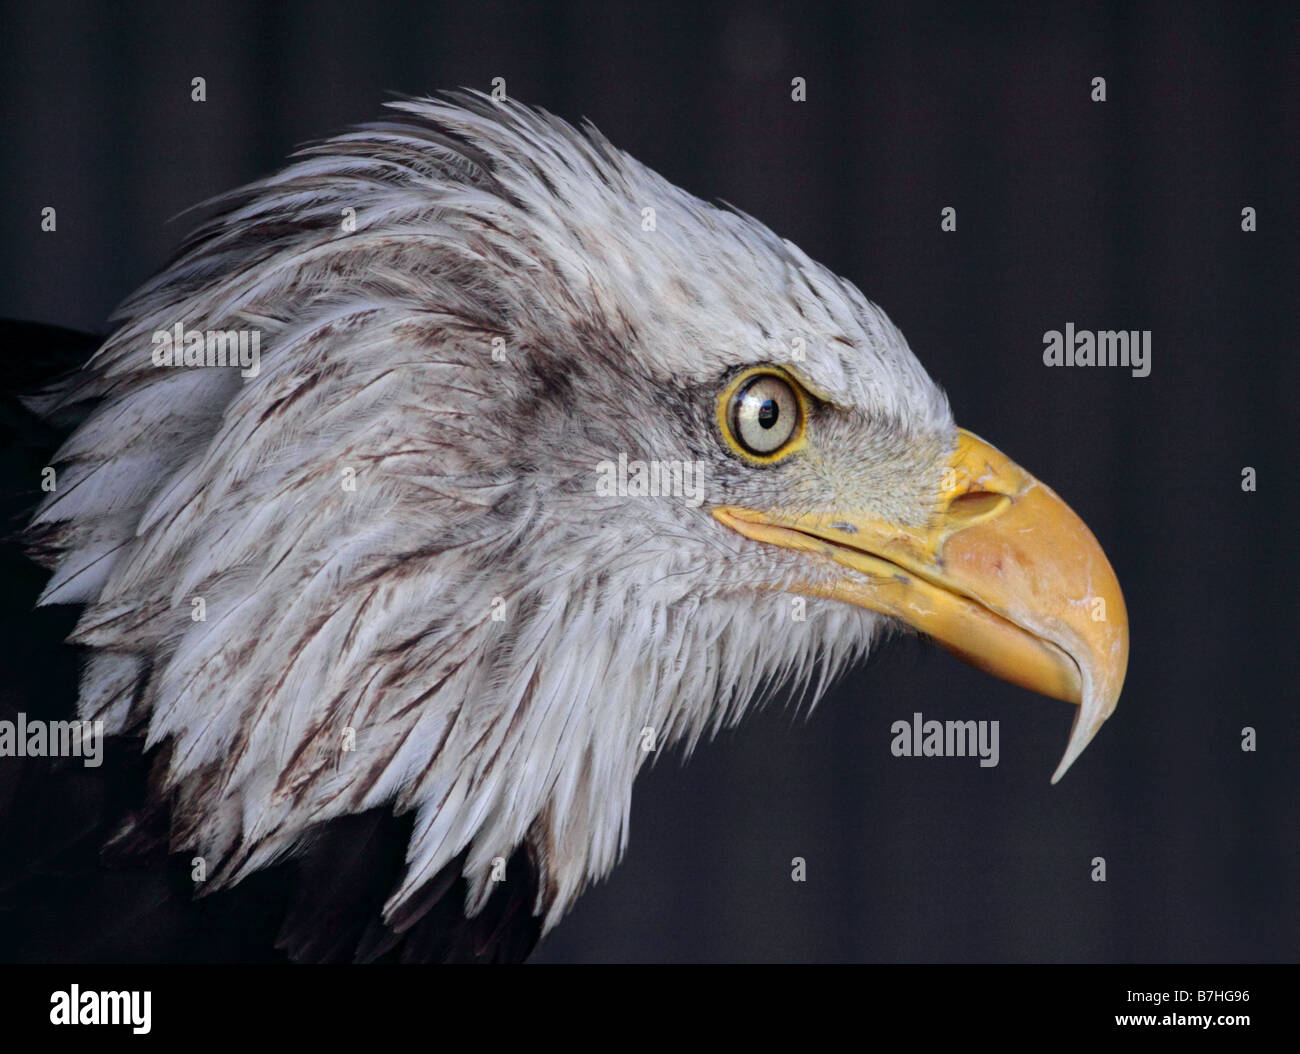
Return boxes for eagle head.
[29,93,1128,942]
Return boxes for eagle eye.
[718,367,808,463]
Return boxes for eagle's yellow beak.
[714,429,1128,782]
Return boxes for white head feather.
[30,93,953,931]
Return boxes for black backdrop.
[1,0,1296,962]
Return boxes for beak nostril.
[945,490,1010,524]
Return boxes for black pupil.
[757,398,779,429]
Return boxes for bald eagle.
[1,93,1127,963]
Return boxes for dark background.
[1,0,1295,962]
